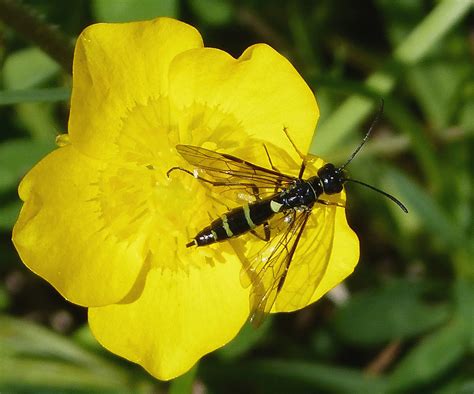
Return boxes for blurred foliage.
[0,0,472,393]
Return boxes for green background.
[0,0,472,393]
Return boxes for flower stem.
[0,0,74,74]
[169,363,198,394]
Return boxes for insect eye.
[317,164,343,194]
[317,163,336,178]
[324,180,343,194]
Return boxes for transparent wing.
[239,201,340,327]
[240,209,312,327]
[175,145,296,202]
[274,202,338,312]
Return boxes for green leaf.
[0,316,130,386]
[0,358,130,393]
[333,280,451,346]
[381,167,466,249]
[0,200,22,230]
[388,318,469,392]
[0,315,158,392]
[454,279,474,351]
[310,0,471,156]
[0,286,10,311]
[0,139,55,194]
[375,0,425,45]
[258,360,388,393]
[311,72,395,157]
[393,0,471,65]
[388,279,472,392]
[201,359,388,393]
[459,90,474,134]
[189,0,233,26]
[3,47,60,90]
[0,87,70,105]
[92,0,179,22]
[407,61,471,129]
[310,328,338,359]
[15,102,60,140]
[72,325,105,353]
[383,99,439,190]
[217,319,272,360]
[437,379,474,394]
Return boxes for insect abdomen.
[189,199,275,247]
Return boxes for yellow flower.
[12,17,359,380]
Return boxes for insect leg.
[166,166,227,187]
[297,162,306,179]
[260,145,285,193]
[263,221,271,240]
[316,199,345,208]
[282,127,307,179]
[248,177,271,241]
[262,145,287,194]
[250,221,271,242]
[167,166,192,178]
[263,144,280,173]
[283,127,306,161]
[250,184,262,201]
[168,166,267,207]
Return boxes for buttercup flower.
[13,18,359,380]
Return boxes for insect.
[167,102,408,326]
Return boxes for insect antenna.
[337,99,407,213]
[343,178,408,213]
[339,99,384,171]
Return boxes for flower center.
[94,97,249,273]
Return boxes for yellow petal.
[88,254,248,381]
[12,145,147,306]
[273,197,359,313]
[69,17,203,159]
[275,185,359,312]
[310,203,359,301]
[169,45,319,171]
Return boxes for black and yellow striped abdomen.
[188,197,279,247]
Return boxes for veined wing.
[239,200,342,326]
[239,208,312,327]
[274,202,338,312]
[175,145,296,201]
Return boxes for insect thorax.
[276,178,323,210]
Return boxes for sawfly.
[167,101,407,326]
